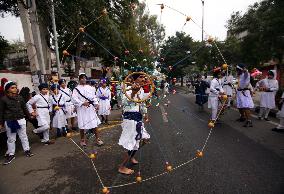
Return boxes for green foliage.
[0,0,19,16]
[0,34,10,68]
[35,0,164,75]
[226,0,284,67]
[160,32,195,78]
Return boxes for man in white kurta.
[49,84,67,137]
[96,79,111,124]
[72,73,103,146]
[59,79,77,131]
[221,72,234,107]
[27,83,53,144]
[208,68,224,121]
[256,70,279,121]
[118,74,150,175]
[236,64,254,127]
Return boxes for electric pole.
[201,0,204,42]
[50,0,61,78]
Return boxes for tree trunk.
[181,76,184,87]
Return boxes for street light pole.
[201,0,204,42]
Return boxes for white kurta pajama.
[257,78,279,109]
[49,94,67,128]
[119,88,150,151]
[256,72,279,119]
[208,78,224,120]
[72,85,101,130]
[222,75,234,107]
[236,72,254,109]
[59,87,76,119]
[27,93,51,142]
[96,87,111,116]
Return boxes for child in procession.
[49,84,67,137]
[27,83,54,145]
[97,79,111,124]
[0,81,34,165]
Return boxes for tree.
[160,32,196,83]
[0,0,19,16]
[226,0,284,67]
[1,0,164,76]
[0,34,10,69]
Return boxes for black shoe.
[3,155,15,165]
[258,117,262,120]
[25,150,34,157]
[44,141,55,145]
[272,128,284,133]
[62,128,67,137]
[72,127,78,132]
[264,118,270,121]
[248,120,253,127]
[236,117,246,122]
[56,128,62,137]
[243,120,253,127]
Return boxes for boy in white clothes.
[59,79,77,131]
[97,79,111,124]
[118,73,150,175]
[72,73,103,146]
[256,70,279,121]
[50,84,67,137]
[208,67,224,122]
[27,83,54,145]
[221,70,234,107]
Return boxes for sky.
[0,0,260,42]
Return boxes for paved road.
[0,90,283,194]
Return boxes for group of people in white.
[207,64,283,130]
[0,66,282,171]
[0,73,113,165]
[0,72,151,174]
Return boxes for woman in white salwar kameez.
[96,79,111,124]
[72,73,103,147]
[118,74,150,175]
[256,70,279,121]
[49,84,67,137]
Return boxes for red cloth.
[0,86,4,98]
[143,85,150,93]
[111,84,116,97]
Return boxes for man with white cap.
[0,81,34,165]
[72,73,103,146]
[256,70,279,121]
